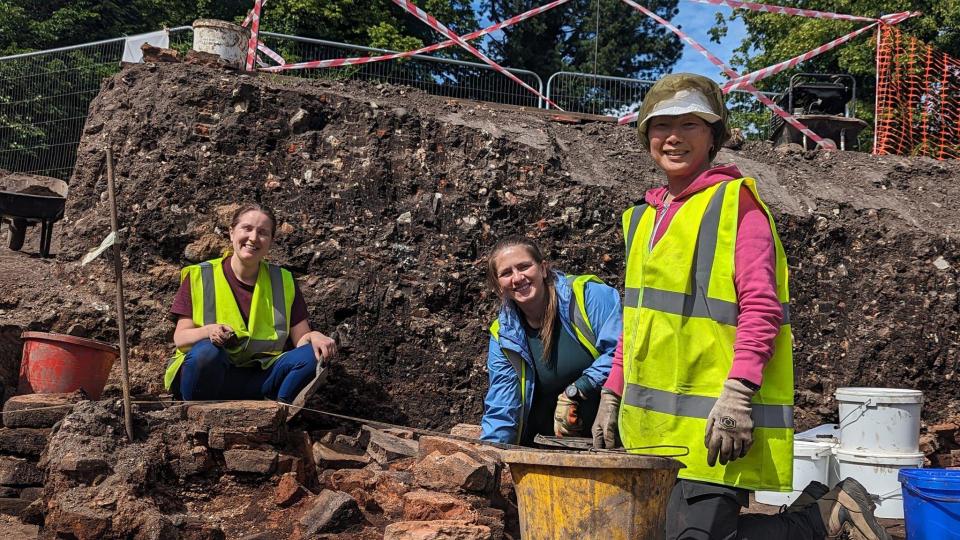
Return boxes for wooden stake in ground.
[106,148,134,442]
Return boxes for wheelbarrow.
[0,173,68,258]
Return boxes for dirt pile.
[3,59,960,434]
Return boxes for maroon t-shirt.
[170,256,309,348]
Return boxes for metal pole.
[106,147,134,442]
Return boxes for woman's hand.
[206,324,235,347]
[298,331,337,363]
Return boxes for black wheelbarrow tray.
[0,174,68,258]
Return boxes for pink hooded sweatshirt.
[604,163,783,394]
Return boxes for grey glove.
[705,379,756,467]
[591,389,621,449]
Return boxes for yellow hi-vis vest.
[164,256,296,390]
[619,179,794,492]
[489,274,604,444]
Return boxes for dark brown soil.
[16,186,61,198]
[4,60,960,434]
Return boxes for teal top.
[522,320,601,444]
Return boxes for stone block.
[208,426,277,450]
[418,436,501,465]
[364,426,418,464]
[0,456,43,486]
[187,401,285,432]
[0,497,29,516]
[224,449,277,475]
[413,451,493,494]
[3,393,81,428]
[19,486,42,502]
[298,489,362,536]
[449,424,482,439]
[0,487,17,497]
[314,441,371,469]
[173,446,214,478]
[383,520,492,540]
[402,490,474,521]
[0,427,50,457]
[275,473,305,507]
[49,451,111,483]
[372,471,413,516]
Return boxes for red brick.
[449,424,482,439]
[298,489,362,536]
[275,473,306,508]
[3,393,81,428]
[413,451,494,494]
[383,520,492,540]
[402,490,474,521]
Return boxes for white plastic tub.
[835,448,924,519]
[835,387,922,453]
[192,19,251,69]
[756,439,836,507]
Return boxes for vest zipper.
[649,201,670,252]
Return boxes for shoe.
[816,477,890,540]
[786,480,831,512]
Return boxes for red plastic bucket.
[18,332,118,399]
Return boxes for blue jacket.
[480,271,622,444]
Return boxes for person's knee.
[288,344,319,370]
[185,340,227,371]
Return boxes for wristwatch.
[564,384,584,401]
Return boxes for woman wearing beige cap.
[594,73,890,539]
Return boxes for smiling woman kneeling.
[165,203,337,403]
[479,236,622,446]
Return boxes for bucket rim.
[794,439,835,457]
[21,331,119,355]
[501,449,685,470]
[834,447,925,464]
[835,387,923,404]
[899,467,960,490]
[192,19,252,34]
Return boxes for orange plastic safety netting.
[875,25,960,160]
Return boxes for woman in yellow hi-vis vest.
[166,203,336,405]
[592,74,889,540]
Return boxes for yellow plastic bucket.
[501,450,683,540]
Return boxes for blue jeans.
[175,339,318,403]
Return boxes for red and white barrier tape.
[722,22,878,92]
[618,0,834,148]
[391,0,562,110]
[244,0,263,71]
[242,0,268,27]
[260,0,569,73]
[257,40,285,66]
[684,0,876,22]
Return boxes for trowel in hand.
[286,358,328,422]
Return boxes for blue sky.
[470,1,747,82]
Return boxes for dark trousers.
[174,339,318,403]
[665,479,828,540]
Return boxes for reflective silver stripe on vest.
[624,182,790,327]
[623,383,793,429]
[268,264,287,333]
[199,262,217,325]
[624,203,648,262]
[567,279,597,349]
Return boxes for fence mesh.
[0,40,125,180]
[256,33,543,108]
[875,25,960,160]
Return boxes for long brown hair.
[487,236,559,364]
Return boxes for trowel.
[285,357,327,422]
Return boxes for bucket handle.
[837,398,873,425]
[903,482,960,504]
[592,445,690,458]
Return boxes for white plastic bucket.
[835,387,922,453]
[191,19,251,69]
[756,439,836,507]
[835,448,924,519]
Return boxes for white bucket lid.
[834,387,923,404]
[795,439,835,458]
[834,448,925,465]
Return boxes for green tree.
[712,0,960,148]
[482,0,682,82]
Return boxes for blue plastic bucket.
[900,468,960,539]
